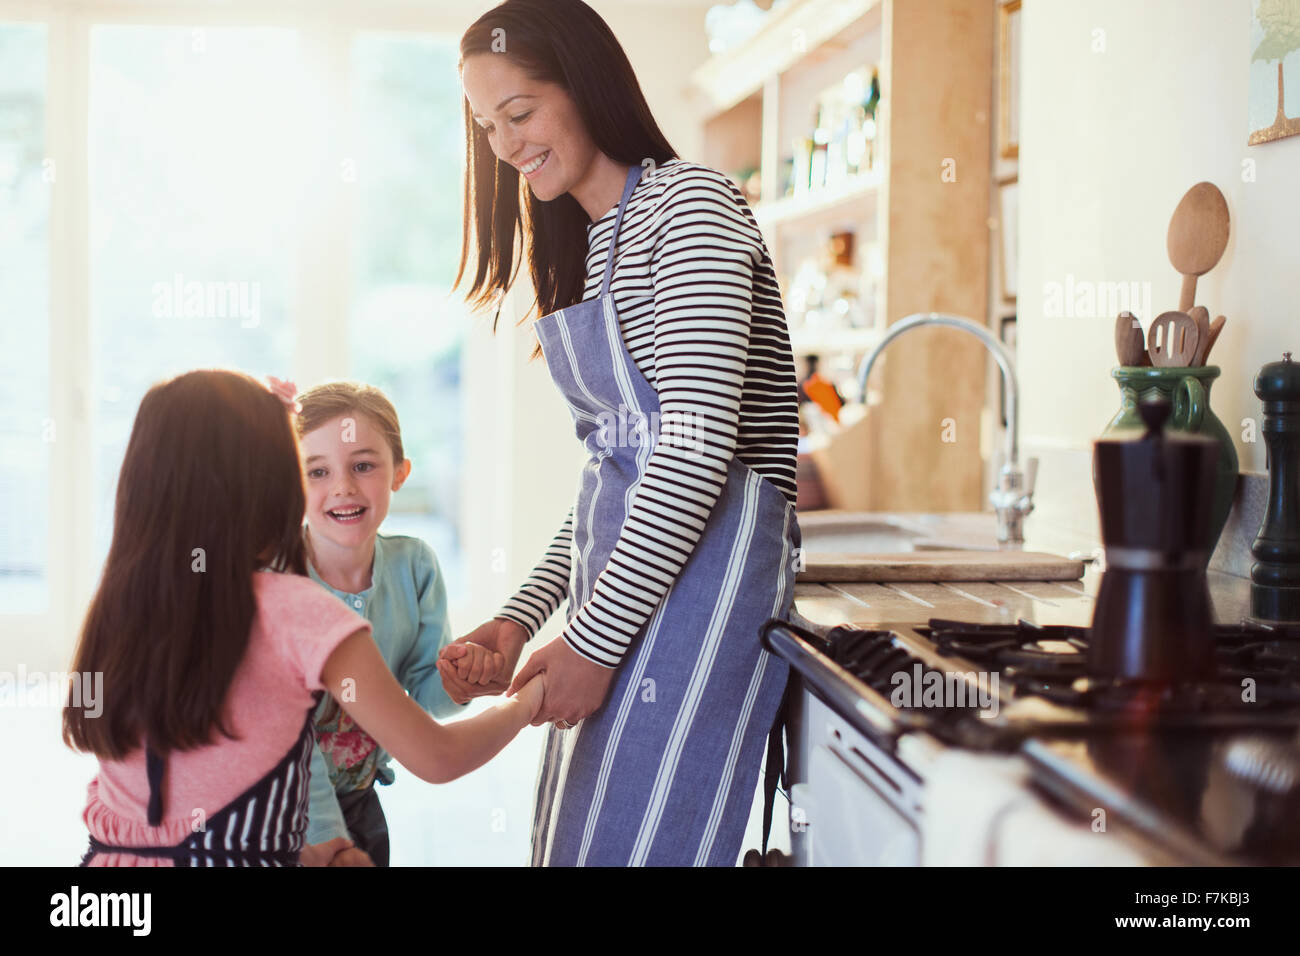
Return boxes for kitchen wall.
[1017,0,1300,564]
[460,1,714,631]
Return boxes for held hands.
[507,636,616,728]
[513,671,547,724]
[443,642,505,687]
[436,619,616,729]
[437,618,528,704]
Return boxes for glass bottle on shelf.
[810,140,828,192]
[862,67,880,172]
[810,103,829,193]
[823,231,865,329]
[792,130,813,197]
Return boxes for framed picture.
[1249,0,1300,145]
[998,0,1021,159]
[998,174,1018,303]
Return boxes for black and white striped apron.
[80,705,318,867]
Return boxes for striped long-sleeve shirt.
[497,159,799,667]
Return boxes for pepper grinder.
[1251,352,1300,621]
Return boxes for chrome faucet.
[855,312,1038,548]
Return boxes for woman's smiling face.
[300,413,409,549]
[461,53,598,202]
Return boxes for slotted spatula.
[1147,310,1200,367]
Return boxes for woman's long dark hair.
[63,370,308,760]
[455,0,677,327]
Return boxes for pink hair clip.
[266,376,302,416]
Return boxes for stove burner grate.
[913,617,1300,717]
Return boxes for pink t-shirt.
[81,571,370,865]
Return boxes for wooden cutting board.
[798,550,1085,583]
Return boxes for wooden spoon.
[1147,310,1200,367]
[1114,311,1151,366]
[1167,182,1230,313]
[1188,306,1211,364]
[1201,315,1227,365]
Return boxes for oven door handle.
[760,617,927,751]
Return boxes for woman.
[446,0,801,867]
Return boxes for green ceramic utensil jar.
[1102,365,1239,560]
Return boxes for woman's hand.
[507,636,616,728]
[437,618,528,704]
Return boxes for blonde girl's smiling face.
[461,53,598,202]
[300,413,411,547]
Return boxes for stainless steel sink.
[796,511,1001,554]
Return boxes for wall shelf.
[693,0,996,513]
[691,0,883,115]
[754,170,880,231]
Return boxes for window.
[348,33,467,596]
[88,26,301,561]
[0,22,49,613]
[1,4,489,867]
[0,17,469,601]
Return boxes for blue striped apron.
[530,164,800,866]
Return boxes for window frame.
[0,1,482,666]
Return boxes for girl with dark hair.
[64,369,544,866]
[446,0,801,866]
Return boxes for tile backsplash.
[1209,471,1266,579]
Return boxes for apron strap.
[82,834,300,867]
[760,673,794,857]
[145,742,166,827]
[599,164,645,298]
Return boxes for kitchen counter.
[791,561,1254,633]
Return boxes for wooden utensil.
[1167,182,1230,312]
[1114,311,1151,366]
[1188,305,1211,364]
[1201,314,1227,365]
[1147,310,1200,367]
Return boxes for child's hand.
[328,846,374,867]
[436,620,528,703]
[441,641,505,686]
[301,836,352,867]
[514,671,546,723]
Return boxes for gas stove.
[764,615,1300,865]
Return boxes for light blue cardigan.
[305,533,464,846]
